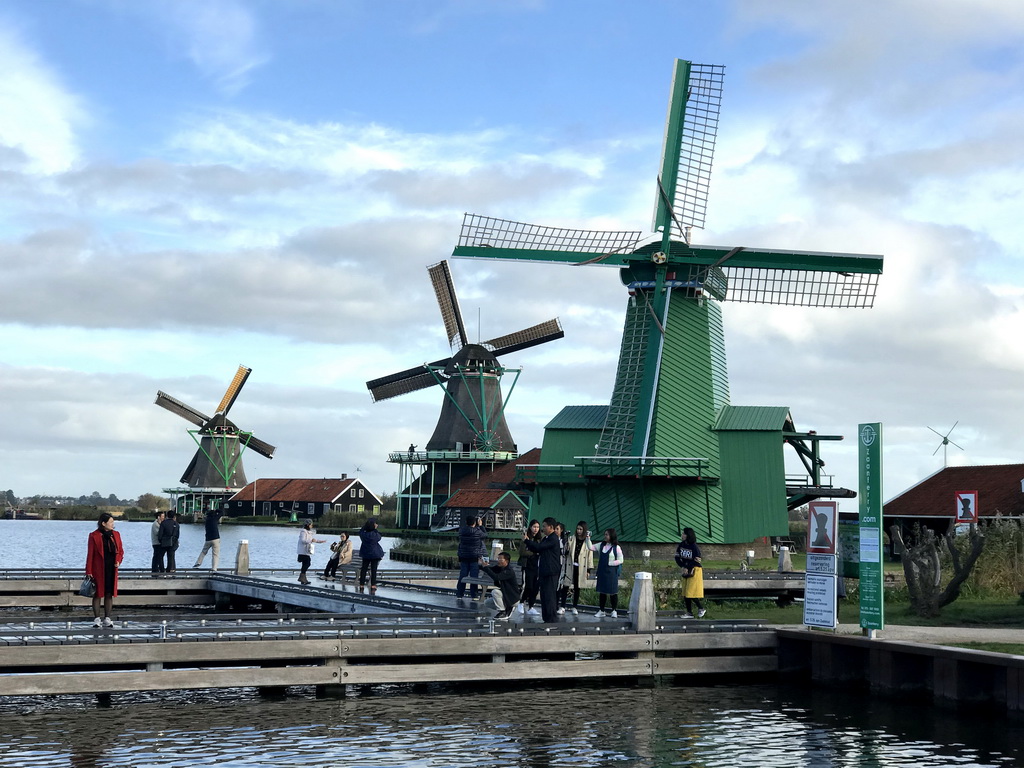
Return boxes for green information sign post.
[858,422,884,634]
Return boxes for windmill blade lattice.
[155,391,210,428]
[483,318,564,357]
[216,365,252,415]
[428,261,468,350]
[458,214,642,264]
[367,364,449,403]
[655,60,725,238]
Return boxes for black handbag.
[79,576,96,598]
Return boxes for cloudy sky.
[2,1,1023,508]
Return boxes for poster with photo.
[806,500,837,555]
[955,491,978,523]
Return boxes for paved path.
[832,622,1024,646]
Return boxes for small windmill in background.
[929,422,964,467]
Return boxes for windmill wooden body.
[451,60,885,544]
[366,261,563,527]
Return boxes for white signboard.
[806,553,838,575]
[859,527,881,563]
[803,573,838,628]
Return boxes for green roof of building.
[545,405,609,431]
[712,405,791,432]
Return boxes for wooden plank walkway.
[0,611,778,696]
[0,568,791,697]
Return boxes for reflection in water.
[0,682,1019,767]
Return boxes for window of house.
[308,503,315,514]
[262,502,271,514]
[349,504,356,512]
[359,489,364,498]
[357,505,364,513]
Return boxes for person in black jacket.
[479,551,520,621]
[158,510,180,573]
[522,517,561,622]
[455,515,487,599]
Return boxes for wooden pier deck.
[0,568,778,697]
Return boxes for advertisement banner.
[858,422,884,631]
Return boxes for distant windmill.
[929,422,964,467]
[155,365,275,488]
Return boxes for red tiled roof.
[229,478,365,504]
[884,464,1024,518]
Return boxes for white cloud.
[0,23,83,174]
[157,0,269,95]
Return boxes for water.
[1,521,1020,767]
[0,683,1019,767]
[0,519,412,572]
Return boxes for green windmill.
[451,60,884,544]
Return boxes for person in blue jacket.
[358,517,385,591]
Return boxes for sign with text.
[858,422,884,631]
[803,571,838,628]
[955,490,978,523]
[806,501,838,554]
[806,553,838,574]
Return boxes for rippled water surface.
[0,683,1019,767]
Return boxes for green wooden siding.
[717,430,789,540]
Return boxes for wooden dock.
[0,611,778,696]
[0,568,778,697]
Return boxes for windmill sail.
[654,61,725,238]
[429,261,468,349]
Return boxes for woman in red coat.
[86,512,124,628]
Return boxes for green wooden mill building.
[451,60,884,545]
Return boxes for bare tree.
[890,522,985,617]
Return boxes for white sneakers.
[517,603,526,614]
[556,607,566,615]
[571,607,578,615]
[698,608,707,618]
[681,612,694,619]
[527,607,540,616]
[102,617,114,628]
[610,610,618,618]
[92,617,103,628]
[594,610,606,618]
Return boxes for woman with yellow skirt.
[675,527,706,618]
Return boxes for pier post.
[629,572,655,632]
[236,540,250,575]
[777,546,793,572]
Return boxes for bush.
[319,508,396,531]
[949,518,1024,599]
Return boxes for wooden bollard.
[777,546,793,573]
[629,571,655,632]
[236,540,250,575]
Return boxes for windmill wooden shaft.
[450,59,884,544]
